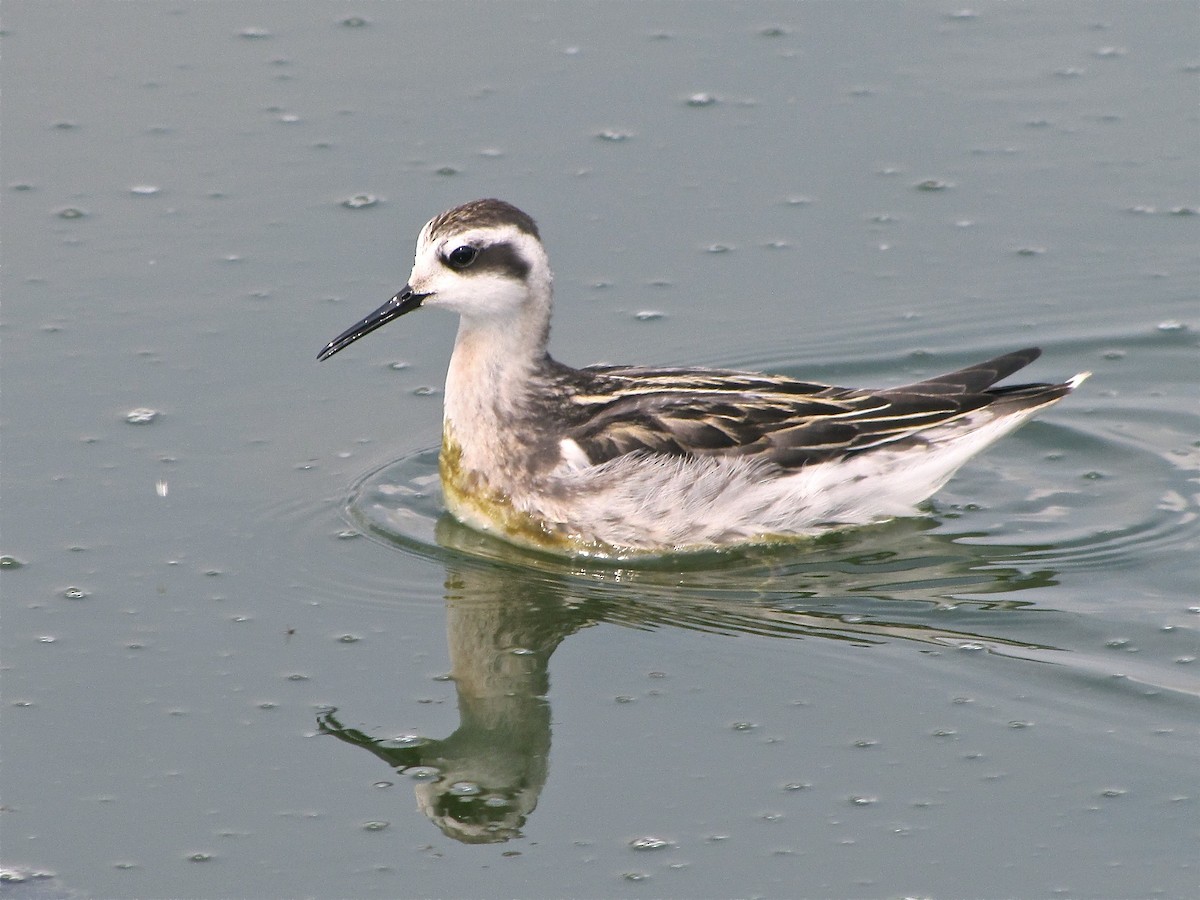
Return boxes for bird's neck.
[441,297,554,481]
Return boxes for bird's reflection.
[319,513,1063,843]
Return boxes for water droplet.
[0,555,25,569]
[634,310,665,321]
[37,635,56,644]
[186,852,213,862]
[629,836,673,851]
[337,634,360,644]
[125,407,159,425]
[361,820,390,831]
[373,781,393,789]
[732,721,759,732]
[914,179,952,191]
[448,781,481,797]
[596,129,633,142]
[341,193,378,209]
[706,243,733,253]
[62,586,89,600]
[56,207,86,219]
[686,92,717,107]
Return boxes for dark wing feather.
[557,348,1068,470]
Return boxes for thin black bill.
[317,287,428,361]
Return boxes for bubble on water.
[853,739,879,748]
[1093,46,1127,58]
[341,16,368,27]
[125,407,159,425]
[785,195,813,206]
[732,721,759,732]
[706,243,733,254]
[1169,206,1197,216]
[596,129,633,142]
[622,872,650,882]
[1008,720,1033,729]
[37,636,57,643]
[285,673,310,682]
[1156,320,1186,332]
[634,310,665,321]
[130,185,161,196]
[1099,788,1127,798]
[783,782,811,792]
[186,852,214,862]
[341,193,378,210]
[361,820,390,831]
[56,207,86,219]
[62,586,89,600]
[615,695,636,704]
[337,634,361,644]
[914,179,952,192]
[686,92,718,107]
[629,836,673,851]
[448,781,481,797]
[239,27,270,39]
[957,641,985,652]
[0,555,25,569]
[850,795,878,806]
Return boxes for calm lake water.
[3,2,1197,898]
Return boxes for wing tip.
[1066,371,1092,390]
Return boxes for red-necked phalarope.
[319,199,1089,556]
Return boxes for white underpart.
[531,403,1056,550]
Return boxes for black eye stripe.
[443,241,531,280]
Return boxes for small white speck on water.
[130,185,161,196]
[629,836,674,851]
[341,193,378,210]
[633,310,665,322]
[125,408,159,425]
[686,92,718,107]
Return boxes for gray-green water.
[3,3,1197,897]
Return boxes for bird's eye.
[446,245,479,269]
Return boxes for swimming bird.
[319,199,1088,556]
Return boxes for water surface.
[2,2,1197,897]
